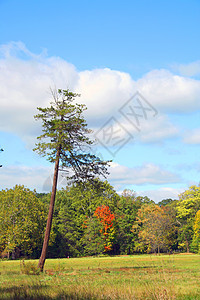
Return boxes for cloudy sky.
[0,0,200,202]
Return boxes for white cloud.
[137,69,200,113]
[0,42,79,147]
[138,187,184,203]
[172,60,200,77]
[0,165,51,191]
[92,114,179,156]
[0,163,182,197]
[108,162,180,189]
[75,68,134,123]
[136,115,179,143]
[0,164,70,192]
[183,128,200,144]
[0,41,200,150]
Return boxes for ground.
[0,254,200,299]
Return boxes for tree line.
[0,181,200,259]
[1,88,199,265]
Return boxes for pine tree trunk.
[38,148,60,272]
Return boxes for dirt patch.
[176,252,196,255]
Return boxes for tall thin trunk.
[186,239,189,253]
[38,147,60,272]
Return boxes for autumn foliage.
[1,183,200,259]
[94,205,115,251]
[191,210,200,253]
[133,204,177,253]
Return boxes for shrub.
[20,259,40,275]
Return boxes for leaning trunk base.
[37,148,60,272]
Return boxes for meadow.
[0,254,200,300]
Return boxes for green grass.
[0,254,200,299]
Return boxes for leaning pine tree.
[34,89,110,272]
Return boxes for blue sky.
[0,0,200,201]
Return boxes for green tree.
[191,210,200,253]
[176,185,200,252]
[114,190,137,254]
[56,188,84,257]
[0,185,46,258]
[65,179,119,218]
[82,215,104,256]
[114,191,153,255]
[176,186,200,220]
[158,198,174,207]
[34,89,110,271]
[57,180,119,256]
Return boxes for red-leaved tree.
[94,205,115,251]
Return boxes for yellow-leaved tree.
[176,185,200,252]
[191,210,200,253]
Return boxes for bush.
[20,259,40,275]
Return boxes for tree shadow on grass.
[0,266,161,300]
[0,285,98,300]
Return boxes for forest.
[0,180,200,259]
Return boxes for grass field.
[0,254,200,299]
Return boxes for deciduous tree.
[133,204,176,253]
[176,185,200,252]
[57,180,119,257]
[191,210,200,253]
[0,185,46,258]
[114,190,138,254]
[94,205,115,252]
